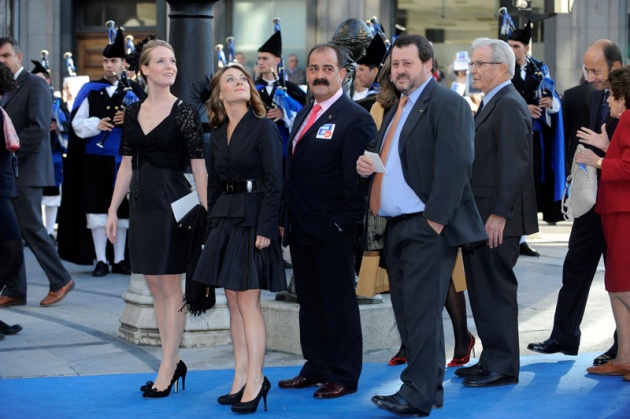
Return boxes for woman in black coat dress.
[193,63,285,414]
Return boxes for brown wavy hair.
[608,65,630,106]
[206,63,266,128]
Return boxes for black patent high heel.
[231,376,270,413]
[143,361,187,398]
[139,360,185,392]
[218,384,246,405]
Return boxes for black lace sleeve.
[175,102,204,159]
[120,102,140,156]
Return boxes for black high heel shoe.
[231,376,270,413]
[139,361,186,392]
[143,361,187,398]
[218,384,246,405]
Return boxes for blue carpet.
[1,355,629,418]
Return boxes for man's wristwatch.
[596,158,603,169]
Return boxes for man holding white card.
[356,34,486,417]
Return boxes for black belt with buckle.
[223,180,258,193]
[385,211,423,224]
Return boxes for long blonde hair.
[206,63,266,128]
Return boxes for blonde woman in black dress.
[193,63,285,413]
[105,40,207,398]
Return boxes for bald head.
[583,39,622,91]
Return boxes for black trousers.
[384,216,456,414]
[3,186,71,299]
[551,207,606,346]
[290,230,362,389]
[464,236,520,377]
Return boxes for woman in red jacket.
[576,65,630,380]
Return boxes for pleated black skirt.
[193,217,287,292]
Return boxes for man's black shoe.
[111,260,132,275]
[455,362,483,378]
[0,320,23,335]
[527,338,578,356]
[463,371,518,387]
[371,393,429,417]
[519,242,540,257]
[92,261,109,277]
[593,342,618,366]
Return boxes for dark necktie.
[474,100,484,119]
[597,90,610,129]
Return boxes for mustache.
[313,78,329,86]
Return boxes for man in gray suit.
[455,38,538,387]
[357,34,486,417]
[0,36,74,307]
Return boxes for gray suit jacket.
[3,69,53,187]
[373,78,487,248]
[473,83,538,236]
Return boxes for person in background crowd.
[255,31,305,157]
[30,60,69,245]
[64,25,146,277]
[0,36,74,308]
[286,53,306,86]
[508,21,565,256]
[0,61,25,336]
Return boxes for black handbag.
[178,204,216,315]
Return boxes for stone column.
[118,274,231,347]
[166,0,220,103]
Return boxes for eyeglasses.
[468,61,502,69]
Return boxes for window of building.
[79,1,157,28]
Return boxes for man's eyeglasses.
[468,61,502,69]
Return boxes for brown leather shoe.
[313,382,356,399]
[278,375,320,389]
[586,360,630,376]
[40,280,75,306]
[0,295,26,308]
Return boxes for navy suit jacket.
[284,93,376,246]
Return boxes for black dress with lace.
[120,100,204,275]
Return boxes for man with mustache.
[279,43,376,399]
[357,34,486,416]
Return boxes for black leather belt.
[385,211,423,224]
[223,180,258,193]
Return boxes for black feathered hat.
[357,35,387,67]
[30,60,50,77]
[508,20,532,45]
[103,22,126,58]
[258,31,282,58]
